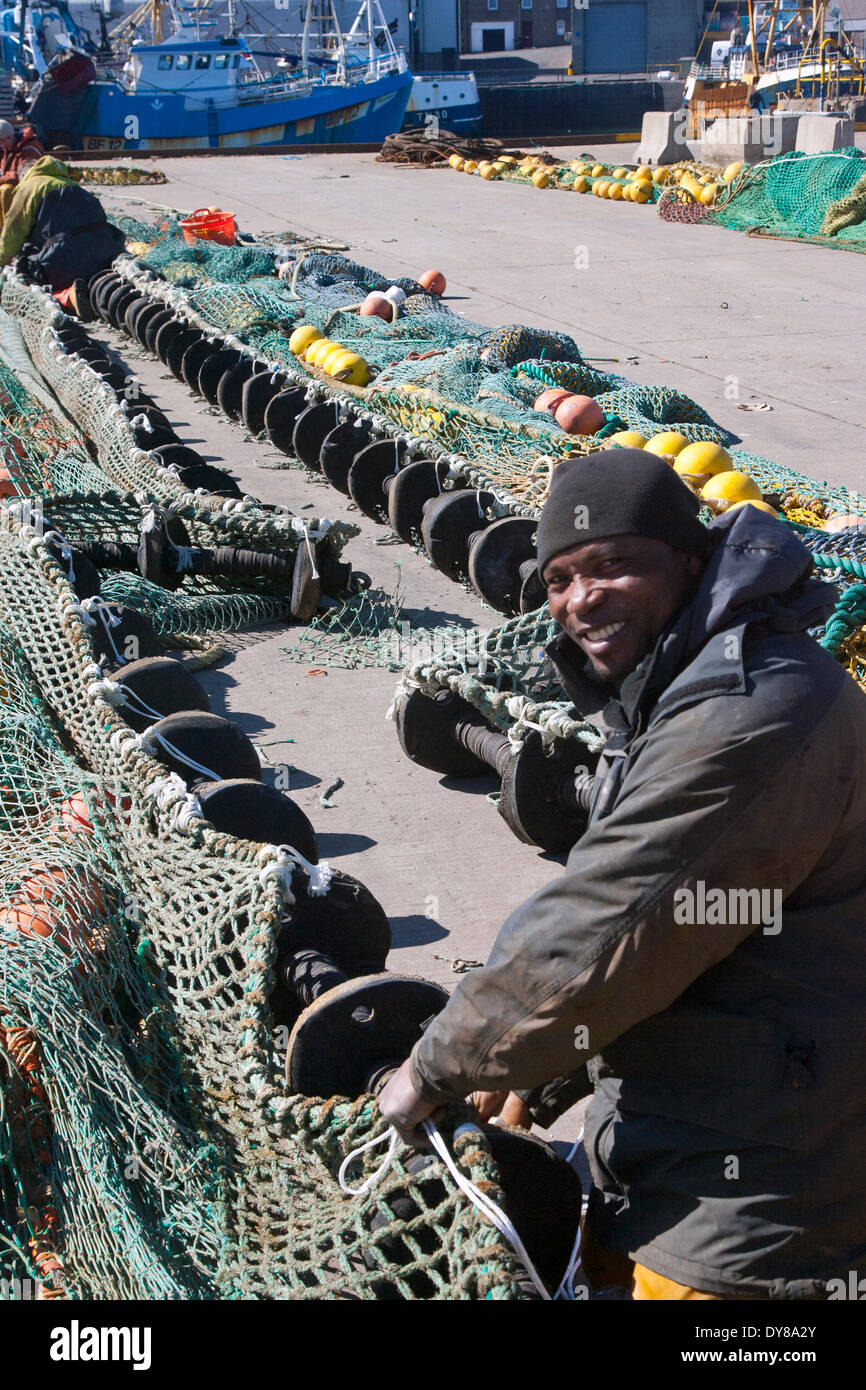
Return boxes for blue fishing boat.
[26,0,414,149]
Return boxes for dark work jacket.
[18,181,123,291]
[409,506,866,1297]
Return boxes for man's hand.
[470,1090,533,1128]
[378,1059,443,1147]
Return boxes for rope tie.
[108,728,140,761]
[87,677,127,709]
[63,601,95,627]
[142,773,204,830]
[257,843,332,897]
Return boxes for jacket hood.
[548,506,838,717]
[21,156,75,185]
[682,504,835,651]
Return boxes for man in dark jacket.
[0,155,123,318]
[381,448,866,1299]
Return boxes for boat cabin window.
[157,54,173,70]
[176,54,191,70]
[195,54,210,69]
[232,55,241,66]
[213,54,228,68]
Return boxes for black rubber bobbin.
[131,300,167,349]
[143,307,176,356]
[275,872,391,986]
[283,952,449,1101]
[151,443,208,473]
[319,419,373,494]
[241,369,286,435]
[264,386,310,455]
[175,464,244,499]
[88,268,118,305]
[467,516,538,616]
[106,284,139,330]
[87,601,165,670]
[153,316,191,367]
[92,274,123,321]
[198,347,243,406]
[146,710,263,787]
[387,458,459,544]
[421,488,496,580]
[216,358,259,421]
[348,437,421,523]
[44,537,101,601]
[131,418,178,451]
[519,559,547,614]
[292,397,344,471]
[196,777,319,865]
[166,327,206,382]
[180,337,215,393]
[122,294,152,338]
[112,655,210,734]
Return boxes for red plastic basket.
[179,208,237,246]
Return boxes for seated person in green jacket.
[381,449,866,1301]
[0,156,123,319]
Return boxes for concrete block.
[796,114,855,154]
[700,116,769,167]
[634,110,686,166]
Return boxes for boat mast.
[746,0,760,75]
[300,0,311,71]
[763,2,779,65]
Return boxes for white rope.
[299,522,318,580]
[141,772,204,830]
[338,1117,559,1301]
[143,728,221,784]
[337,1127,400,1197]
[257,843,332,897]
[424,1120,552,1300]
[63,601,95,627]
[87,677,128,708]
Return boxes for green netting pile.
[0,518,528,1299]
[0,270,359,643]
[112,214,739,506]
[704,149,866,250]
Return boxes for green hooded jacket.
[0,156,80,266]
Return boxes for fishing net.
[111,221,738,511]
[0,517,528,1299]
[703,149,866,250]
[108,206,866,701]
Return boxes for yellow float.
[644,431,689,458]
[290,324,322,356]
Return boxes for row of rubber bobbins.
[45,273,359,615]
[52,519,584,1299]
[86,263,549,619]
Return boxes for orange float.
[418,269,446,296]
[360,291,392,321]
[533,388,573,415]
[554,394,605,435]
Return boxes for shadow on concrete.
[389,914,449,947]
[402,605,477,631]
[261,765,321,791]
[316,831,377,857]
[439,772,499,796]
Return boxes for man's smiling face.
[543,534,704,685]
